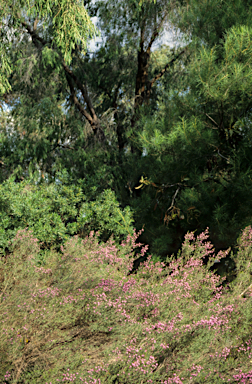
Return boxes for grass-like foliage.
[1,226,252,383]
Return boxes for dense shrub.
[0,226,252,383]
[0,176,134,257]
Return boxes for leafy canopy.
[0,0,98,94]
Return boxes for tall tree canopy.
[1,0,252,259]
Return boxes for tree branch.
[20,19,106,142]
[33,17,39,31]
[240,283,252,298]
[146,10,168,54]
[61,61,97,122]
[20,20,49,48]
[147,48,186,93]
[65,74,94,128]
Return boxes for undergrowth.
[0,226,252,383]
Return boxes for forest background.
[1,0,252,270]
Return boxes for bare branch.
[217,149,229,162]
[33,17,39,31]
[239,283,252,298]
[65,74,94,128]
[205,113,219,128]
[167,186,180,212]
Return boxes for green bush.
[0,175,135,257]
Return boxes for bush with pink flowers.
[0,226,252,383]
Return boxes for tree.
[2,0,252,260]
[90,0,190,153]
[132,3,252,255]
[0,0,97,90]
[1,0,189,149]
[0,0,189,194]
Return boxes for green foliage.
[2,2,252,379]
[229,225,252,296]
[131,21,252,256]
[0,175,135,256]
[78,189,134,243]
[0,0,98,94]
[2,0,252,262]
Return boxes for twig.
[217,149,229,162]
[167,187,180,212]
[239,283,252,298]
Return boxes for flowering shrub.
[0,226,252,383]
